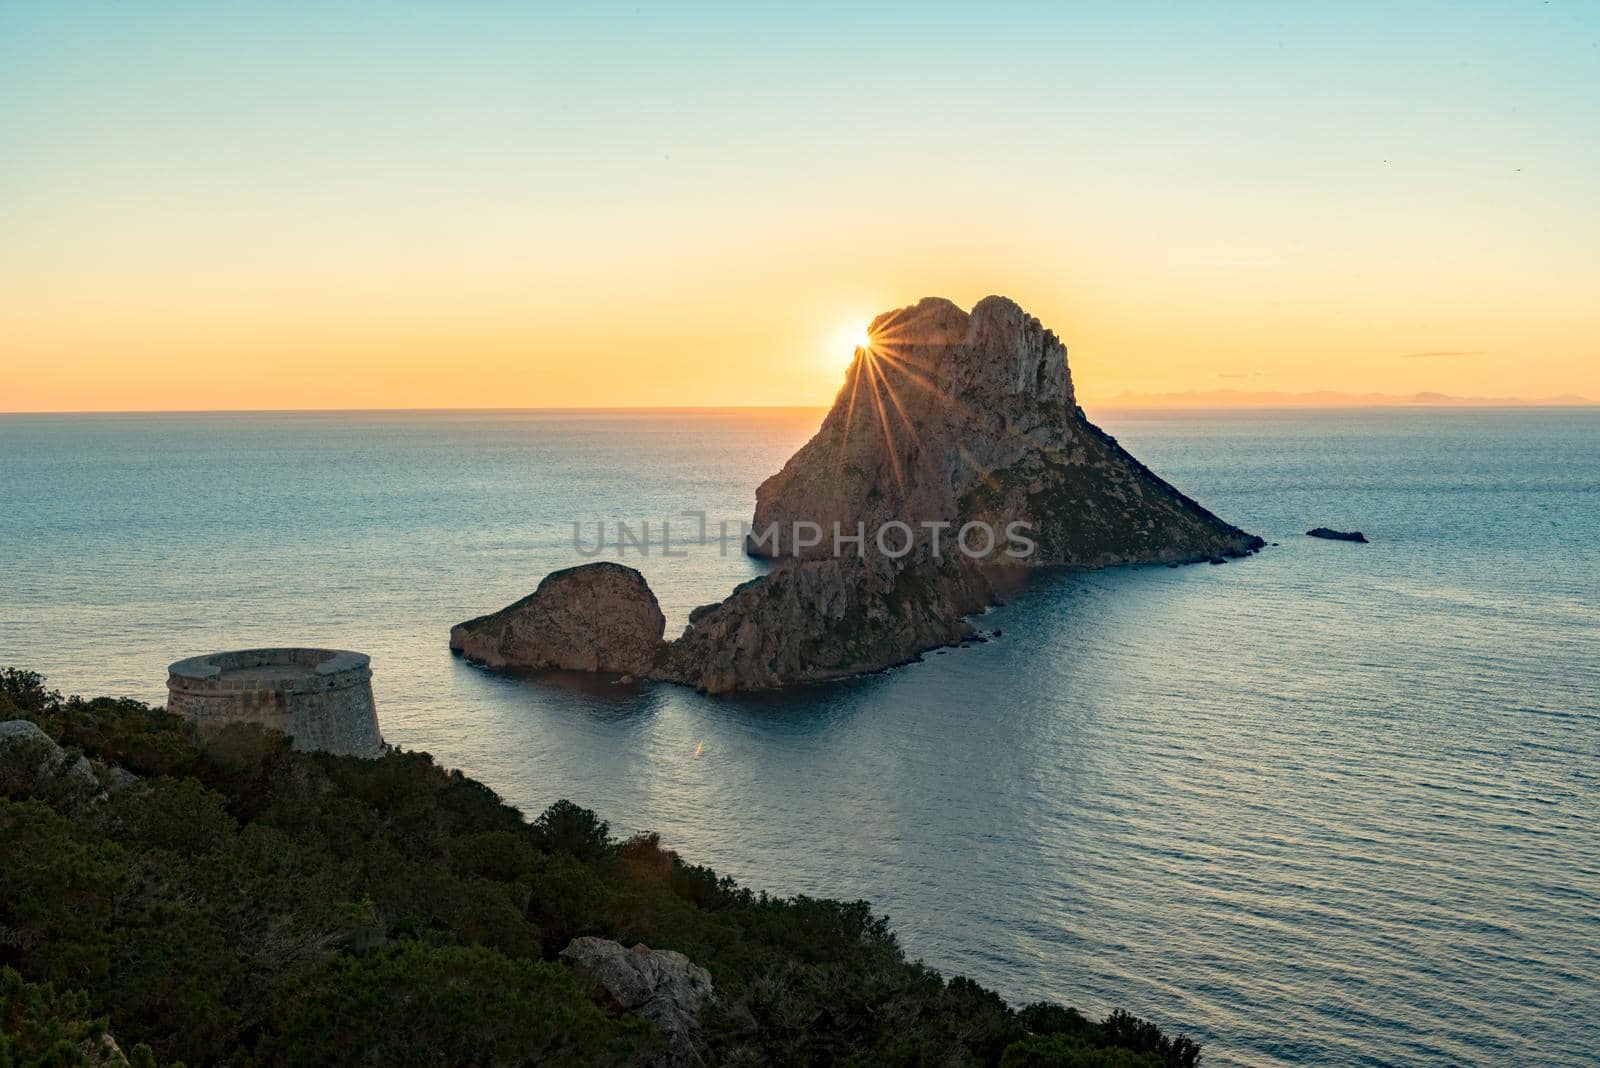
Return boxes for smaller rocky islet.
[450,562,667,677]
[1306,527,1369,543]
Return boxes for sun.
[822,317,878,373]
[832,321,874,359]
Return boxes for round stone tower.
[166,648,384,758]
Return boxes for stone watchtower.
[166,648,384,758]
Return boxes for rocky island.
[453,295,1262,692]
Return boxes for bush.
[530,798,611,860]
[0,966,165,1068]
[0,669,1205,1067]
[252,941,653,1066]
[1001,1033,1163,1067]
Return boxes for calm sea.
[2,407,1596,1066]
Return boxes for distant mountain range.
[1090,389,1594,408]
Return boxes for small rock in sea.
[992,628,1003,638]
[618,674,634,685]
[935,650,948,655]
[1166,562,1180,568]
[1208,556,1227,565]
[1306,527,1368,543]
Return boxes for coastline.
[0,667,1203,1067]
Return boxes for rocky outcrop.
[657,551,991,694]
[1307,527,1368,543]
[749,295,1261,566]
[560,937,713,1067]
[650,296,1261,690]
[450,562,666,675]
[1,718,62,754]
[79,1033,131,1067]
[0,719,98,798]
[454,296,1261,692]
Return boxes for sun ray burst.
[829,311,1066,507]
[862,351,906,498]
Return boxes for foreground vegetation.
[0,668,1201,1067]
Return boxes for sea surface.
[2,407,1597,1067]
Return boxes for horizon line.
[3,400,1596,417]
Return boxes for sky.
[2,1,1597,411]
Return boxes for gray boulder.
[79,1032,131,1067]
[560,936,713,1067]
[0,719,56,751]
[105,765,142,792]
[0,719,97,796]
[0,720,139,799]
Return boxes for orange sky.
[3,4,1597,412]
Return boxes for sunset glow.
[2,4,1597,411]
[3,8,1598,1063]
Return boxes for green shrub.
[0,669,1204,1067]
[1001,1032,1161,1067]
[0,966,167,1068]
[251,941,653,1067]
[530,798,612,860]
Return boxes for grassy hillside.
[0,668,1201,1067]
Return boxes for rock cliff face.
[452,296,1261,693]
[450,562,665,676]
[749,295,1261,565]
[657,551,991,694]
